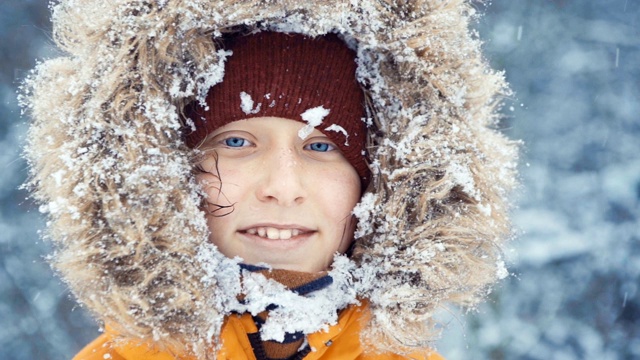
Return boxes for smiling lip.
[238,224,315,241]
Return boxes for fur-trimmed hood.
[21,0,517,357]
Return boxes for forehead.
[201,116,329,144]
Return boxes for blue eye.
[307,142,334,152]
[224,137,249,147]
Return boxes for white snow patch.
[52,170,66,187]
[324,124,349,146]
[450,85,468,107]
[196,49,233,106]
[477,203,492,217]
[72,183,88,197]
[231,254,358,342]
[298,106,330,140]
[447,162,479,200]
[496,259,509,280]
[352,193,378,238]
[195,243,243,341]
[240,91,262,115]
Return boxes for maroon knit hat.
[185,31,369,186]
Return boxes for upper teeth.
[246,227,302,240]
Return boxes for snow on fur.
[21,0,517,358]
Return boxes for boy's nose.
[255,147,307,206]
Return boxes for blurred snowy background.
[1,0,638,359]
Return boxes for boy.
[22,1,517,359]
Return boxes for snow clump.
[232,254,358,342]
[298,106,330,139]
[324,124,349,146]
[240,91,262,115]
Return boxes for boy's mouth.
[242,226,313,240]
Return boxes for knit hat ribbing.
[185,32,369,185]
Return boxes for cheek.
[201,157,247,202]
[199,172,238,250]
[316,166,361,219]
[196,173,221,197]
[196,163,243,221]
[323,169,360,254]
[216,162,247,202]
[196,173,230,216]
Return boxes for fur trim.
[21,0,517,357]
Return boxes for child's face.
[196,117,361,272]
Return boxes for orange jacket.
[74,303,443,360]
